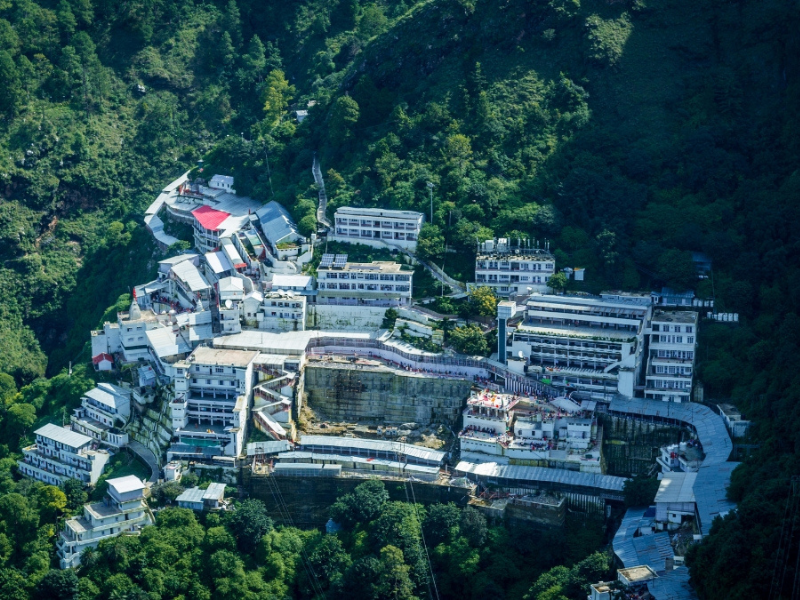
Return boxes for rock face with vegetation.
[0,0,798,597]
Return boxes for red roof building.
[192,205,231,231]
[92,353,114,371]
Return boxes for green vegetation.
[0,0,797,597]
[448,324,489,356]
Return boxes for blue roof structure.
[256,201,298,245]
[694,462,739,536]
[455,461,628,493]
[607,398,732,466]
[649,567,699,599]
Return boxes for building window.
[215,367,223,373]
[686,326,694,333]
[687,337,694,344]
[206,379,211,385]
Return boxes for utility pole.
[427,182,435,224]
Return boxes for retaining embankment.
[245,471,472,527]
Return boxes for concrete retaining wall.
[304,364,472,424]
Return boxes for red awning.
[191,205,231,231]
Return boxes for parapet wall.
[304,364,472,425]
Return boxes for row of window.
[194,365,234,374]
[648,380,692,390]
[191,379,237,386]
[319,283,410,292]
[656,335,695,344]
[336,219,418,230]
[653,324,694,333]
[655,350,695,359]
[336,228,418,241]
[654,365,693,375]
[477,275,545,283]
[476,261,553,271]
[322,272,411,281]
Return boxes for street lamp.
[427,182,435,224]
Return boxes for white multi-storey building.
[93,299,162,363]
[458,391,601,473]
[644,310,698,403]
[474,239,555,296]
[18,424,111,486]
[244,291,307,332]
[332,207,424,250]
[509,294,652,399]
[71,384,131,448]
[57,476,153,568]
[317,258,413,307]
[169,347,258,461]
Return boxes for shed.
[92,353,114,371]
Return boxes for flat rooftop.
[619,565,659,583]
[35,423,92,449]
[190,346,259,367]
[655,472,697,504]
[516,324,638,341]
[320,261,409,274]
[652,310,699,324]
[336,207,424,220]
[476,251,554,261]
[212,330,380,356]
[527,294,651,313]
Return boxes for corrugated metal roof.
[612,507,677,573]
[175,311,213,327]
[146,328,191,359]
[203,482,226,500]
[649,567,698,599]
[256,201,298,244]
[272,274,314,289]
[171,261,210,292]
[655,472,697,504]
[608,398,732,466]
[159,252,199,266]
[176,487,205,504]
[454,461,628,492]
[83,385,128,410]
[694,462,739,536]
[108,475,145,495]
[205,251,233,274]
[631,533,674,573]
[246,440,292,455]
[297,435,446,464]
[36,423,92,448]
[613,508,651,567]
[188,324,214,343]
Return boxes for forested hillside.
[0,0,799,597]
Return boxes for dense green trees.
[448,325,489,355]
[0,0,796,597]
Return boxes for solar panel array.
[334,254,348,268]
[319,253,335,268]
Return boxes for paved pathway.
[127,440,160,484]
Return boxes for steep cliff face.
[304,363,471,425]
